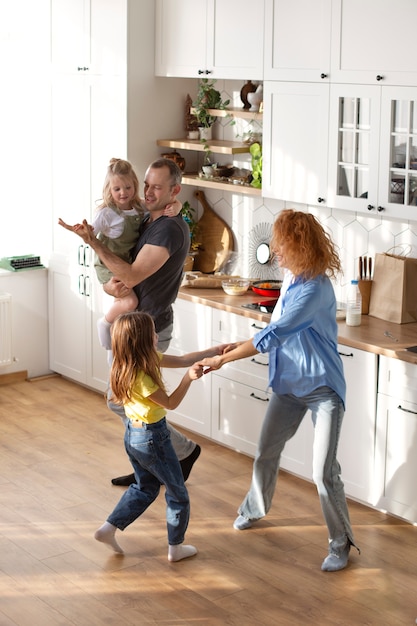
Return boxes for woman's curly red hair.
[271,209,342,279]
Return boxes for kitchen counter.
[178,286,417,364]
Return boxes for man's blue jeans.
[238,386,355,551]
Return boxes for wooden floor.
[0,376,416,626]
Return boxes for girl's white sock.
[168,543,197,562]
[94,521,124,554]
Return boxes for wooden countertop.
[178,286,417,364]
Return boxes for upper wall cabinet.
[327,85,417,220]
[0,0,51,74]
[155,0,264,79]
[331,0,417,86]
[264,0,331,82]
[262,81,329,206]
[51,0,127,75]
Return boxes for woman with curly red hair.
[199,209,358,572]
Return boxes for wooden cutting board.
[192,190,234,273]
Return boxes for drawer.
[212,309,269,388]
[212,308,268,343]
[378,355,417,403]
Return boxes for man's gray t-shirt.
[132,214,190,332]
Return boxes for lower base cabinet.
[374,356,417,523]
[168,298,417,524]
[211,375,268,457]
[162,298,213,437]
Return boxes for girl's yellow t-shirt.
[124,368,166,424]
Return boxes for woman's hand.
[198,355,224,374]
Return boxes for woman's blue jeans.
[239,386,355,551]
[107,417,190,546]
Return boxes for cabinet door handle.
[317,197,325,203]
[84,275,90,297]
[77,66,89,71]
[198,69,212,75]
[251,357,268,366]
[377,206,385,212]
[338,351,354,358]
[83,244,90,267]
[78,244,84,266]
[251,323,264,330]
[367,204,375,211]
[78,274,85,295]
[397,405,417,415]
[376,74,384,81]
[320,73,328,79]
[250,392,269,402]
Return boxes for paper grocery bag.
[368,252,417,324]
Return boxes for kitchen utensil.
[192,190,234,274]
[384,330,398,342]
[221,278,250,295]
[251,280,282,297]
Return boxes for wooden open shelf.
[157,138,251,155]
[190,107,263,121]
[181,173,261,196]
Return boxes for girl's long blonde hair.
[109,311,165,405]
[271,209,342,279]
[98,158,142,211]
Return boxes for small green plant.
[192,78,229,128]
[193,78,230,165]
[250,142,262,189]
[180,201,201,251]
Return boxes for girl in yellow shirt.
[94,310,230,561]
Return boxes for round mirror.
[256,242,270,265]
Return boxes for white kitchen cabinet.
[162,299,213,437]
[51,0,126,76]
[328,84,417,220]
[51,74,127,256]
[337,345,378,503]
[262,81,329,206]
[331,0,417,87]
[155,0,264,79]
[374,356,417,524]
[264,0,331,82]
[211,308,270,455]
[0,0,50,74]
[0,269,50,379]
[48,252,108,392]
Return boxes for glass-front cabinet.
[379,87,417,216]
[328,85,417,220]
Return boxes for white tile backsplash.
[199,187,417,305]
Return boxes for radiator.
[0,293,12,367]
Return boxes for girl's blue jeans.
[239,386,355,552]
[107,417,190,546]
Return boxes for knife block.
[358,279,372,314]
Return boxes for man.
[60,158,201,485]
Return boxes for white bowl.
[222,279,250,295]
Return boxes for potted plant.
[192,78,230,171]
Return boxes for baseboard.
[0,370,28,385]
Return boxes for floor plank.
[0,377,416,625]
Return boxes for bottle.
[346,279,362,327]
